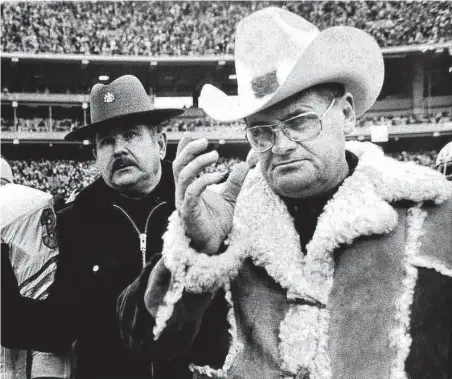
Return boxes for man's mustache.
[112,156,135,171]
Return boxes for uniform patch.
[40,208,58,249]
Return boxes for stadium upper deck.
[1,1,451,145]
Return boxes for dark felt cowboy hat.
[65,75,184,141]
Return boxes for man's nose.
[113,137,127,156]
[271,129,297,155]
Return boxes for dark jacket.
[1,161,201,379]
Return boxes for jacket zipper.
[113,202,166,268]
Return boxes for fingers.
[176,134,193,156]
[173,138,209,180]
[246,149,259,168]
[221,162,250,203]
[176,150,219,208]
[182,172,226,213]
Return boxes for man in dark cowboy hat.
[118,7,452,379]
[2,75,210,379]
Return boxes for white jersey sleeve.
[0,184,73,378]
[1,184,58,299]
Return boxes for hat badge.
[104,92,115,103]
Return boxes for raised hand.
[173,135,250,255]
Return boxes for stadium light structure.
[99,75,109,81]
[12,101,18,108]
[82,102,89,109]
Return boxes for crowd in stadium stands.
[6,149,439,207]
[53,118,81,131]
[1,1,451,56]
[9,159,99,208]
[387,150,439,168]
[356,111,452,127]
[3,112,451,133]
[1,118,82,132]
[1,118,15,131]
[165,118,245,132]
[201,156,243,175]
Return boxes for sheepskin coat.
[131,142,452,379]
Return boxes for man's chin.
[271,175,315,198]
[111,172,138,189]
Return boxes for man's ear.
[342,92,356,135]
[158,132,167,160]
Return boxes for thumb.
[221,162,250,203]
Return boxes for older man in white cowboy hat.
[118,8,452,379]
[2,75,218,379]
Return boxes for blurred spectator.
[16,118,49,132]
[1,117,15,131]
[1,1,451,56]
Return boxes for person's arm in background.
[117,255,229,364]
[1,202,85,353]
[117,136,249,363]
[29,204,75,379]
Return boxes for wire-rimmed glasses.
[245,98,336,153]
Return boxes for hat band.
[251,70,280,98]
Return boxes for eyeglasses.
[245,98,336,153]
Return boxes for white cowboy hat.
[200,7,384,121]
[0,157,13,184]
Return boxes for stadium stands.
[356,111,452,127]
[387,150,438,167]
[8,150,439,206]
[2,1,451,56]
[9,159,99,207]
[0,1,449,207]
[1,117,14,131]
[2,112,451,133]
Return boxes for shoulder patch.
[40,208,58,249]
